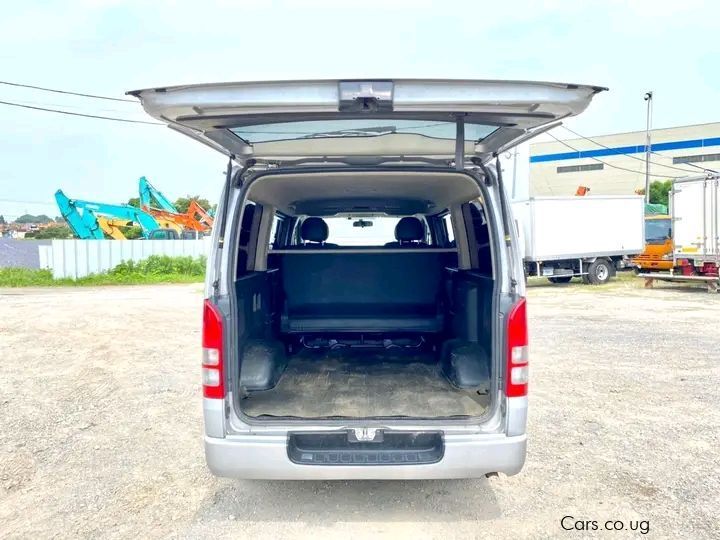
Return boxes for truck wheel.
[587,259,612,285]
[548,276,572,284]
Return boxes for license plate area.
[287,430,444,466]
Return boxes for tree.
[27,225,73,239]
[15,214,53,224]
[0,215,6,225]
[122,225,144,239]
[648,180,672,206]
[127,197,141,208]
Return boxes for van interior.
[231,170,497,420]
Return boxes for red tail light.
[202,299,224,399]
[506,297,528,398]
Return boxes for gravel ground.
[0,239,51,268]
[0,283,718,539]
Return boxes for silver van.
[132,79,603,479]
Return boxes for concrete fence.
[38,238,212,279]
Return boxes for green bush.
[0,267,57,286]
[0,255,206,287]
[110,255,206,277]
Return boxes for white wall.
[38,238,212,279]
[497,143,530,201]
[529,122,720,196]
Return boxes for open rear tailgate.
[130,79,605,166]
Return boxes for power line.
[0,80,135,103]
[560,125,717,175]
[0,197,55,205]
[11,98,141,115]
[546,132,684,179]
[0,99,162,125]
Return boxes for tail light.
[506,297,528,398]
[202,299,224,399]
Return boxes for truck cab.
[132,78,604,480]
[632,214,673,272]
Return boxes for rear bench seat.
[279,251,446,333]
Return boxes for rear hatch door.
[129,79,605,166]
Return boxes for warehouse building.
[529,122,720,196]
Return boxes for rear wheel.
[548,276,572,284]
[587,259,612,285]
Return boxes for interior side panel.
[235,270,287,392]
[440,269,494,389]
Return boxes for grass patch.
[0,255,206,287]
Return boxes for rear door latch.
[350,427,383,442]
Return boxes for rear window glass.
[232,120,496,144]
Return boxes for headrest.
[301,217,329,243]
[395,216,424,242]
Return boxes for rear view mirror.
[353,219,373,228]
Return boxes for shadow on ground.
[195,478,501,523]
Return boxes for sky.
[1,0,718,220]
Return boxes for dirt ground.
[1,282,718,539]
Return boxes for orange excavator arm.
[186,200,214,228]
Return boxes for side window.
[464,202,493,275]
[268,215,281,249]
[442,214,455,246]
[236,202,257,276]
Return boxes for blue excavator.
[138,176,178,213]
[55,190,161,239]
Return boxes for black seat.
[280,251,444,333]
[384,217,428,248]
[296,217,338,248]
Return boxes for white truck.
[670,173,720,283]
[512,195,645,284]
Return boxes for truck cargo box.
[512,196,644,262]
[672,174,720,264]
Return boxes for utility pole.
[644,91,653,203]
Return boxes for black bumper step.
[287,431,444,466]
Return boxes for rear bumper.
[205,432,526,480]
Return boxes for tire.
[587,258,612,285]
[548,276,572,284]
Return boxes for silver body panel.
[205,432,526,480]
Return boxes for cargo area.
[241,345,490,419]
[233,259,496,420]
[228,170,498,421]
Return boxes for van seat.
[280,251,444,333]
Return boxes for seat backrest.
[384,216,428,248]
[294,217,338,248]
[281,251,442,315]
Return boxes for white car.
[132,79,604,479]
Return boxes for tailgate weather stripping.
[287,431,444,465]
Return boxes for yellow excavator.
[96,216,182,240]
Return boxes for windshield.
[232,119,497,144]
[324,216,402,246]
[645,218,671,244]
